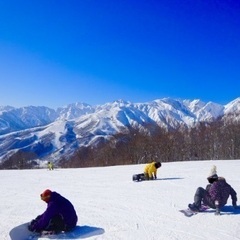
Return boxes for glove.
[35,215,42,220]
[28,224,34,232]
[28,219,37,232]
[28,225,37,232]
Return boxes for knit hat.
[155,162,162,168]
[40,189,52,202]
[207,165,218,179]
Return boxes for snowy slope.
[2,160,240,240]
[224,98,240,120]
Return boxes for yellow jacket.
[144,162,158,178]
[48,162,53,170]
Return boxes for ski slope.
[2,160,240,240]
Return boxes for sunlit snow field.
[1,160,240,240]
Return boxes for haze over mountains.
[0,97,240,164]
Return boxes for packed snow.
[2,160,240,240]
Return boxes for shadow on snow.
[9,223,105,240]
[69,225,105,239]
[158,177,184,181]
[220,205,240,215]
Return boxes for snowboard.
[132,173,145,182]
[9,222,39,240]
[179,205,209,217]
[9,222,105,240]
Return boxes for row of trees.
[60,117,240,168]
[1,115,239,169]
[0,151,38,169]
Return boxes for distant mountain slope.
[0,97,239,164]
[0,106,57,135]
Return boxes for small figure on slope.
[48,162,54,170]
[144,161,162,180]
[28,189,78,234]
[133,161,162,181]
[188,165,238,215]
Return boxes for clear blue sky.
[0,0,239,109]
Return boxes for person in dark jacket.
[28,189,78,233]
[188,166,238,215]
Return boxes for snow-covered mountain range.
[0,97,240,164]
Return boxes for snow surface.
[2,160,240,240]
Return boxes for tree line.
[60,115,240,168]
[1,115,240,169]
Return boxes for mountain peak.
[0,97,239,164]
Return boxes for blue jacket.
[33,192,78,232]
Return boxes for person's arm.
[230,187,237,208]
[153,170,157,179]
[214,200,220,215]
[31,203,58,232]
[208,183,221,215]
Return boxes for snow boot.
[188,203,199,212]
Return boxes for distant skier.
[132,161,162,181]
[28,189,78,234]
[48,162,54,170]
[188,165,238,215]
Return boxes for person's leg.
[193,187,206,209]
[144,173,149,180]
[189,187,206,211]
[45,214,65,233]
[202,194,215,209]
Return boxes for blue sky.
[0,0,239,109]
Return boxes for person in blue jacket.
[28,189,78,233]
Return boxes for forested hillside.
[60,116,240,168]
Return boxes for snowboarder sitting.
[188,165,238,215]
[28,189,78,234]
[144,161,161,180]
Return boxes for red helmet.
[40,189,52,202]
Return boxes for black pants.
[45,214,65,232]
[193,187,215,209]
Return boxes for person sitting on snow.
[28,189,78,234]
[188,165,238,215]
[144,161,161,180]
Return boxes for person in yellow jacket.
[47,161,54,170]
[144,161,161,180]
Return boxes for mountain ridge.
[0,97,239,165]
